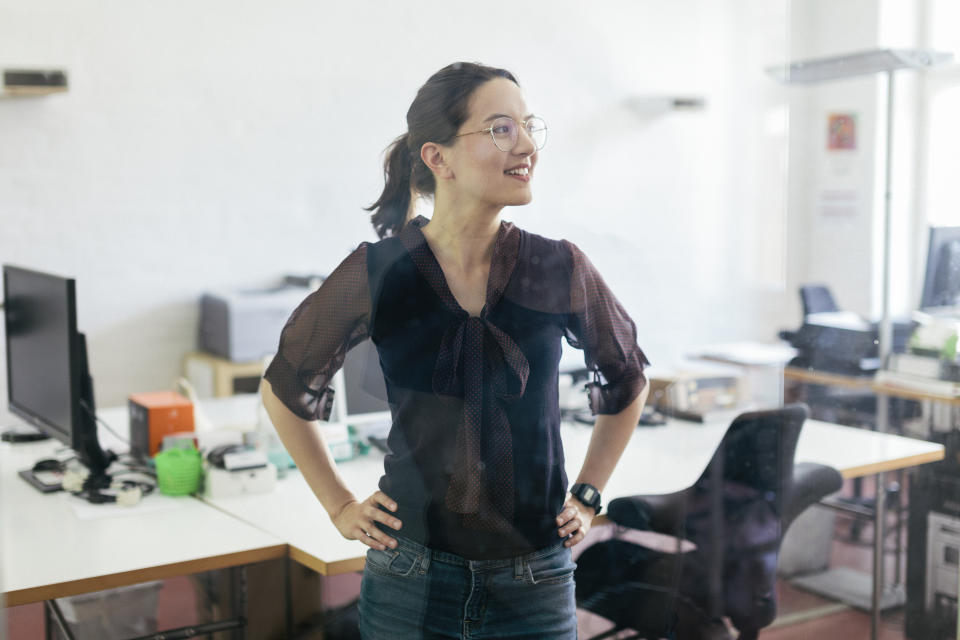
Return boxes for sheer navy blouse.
[264,216,648,559]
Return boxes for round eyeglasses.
[454,116,548,153]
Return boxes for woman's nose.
[514,127,537,157]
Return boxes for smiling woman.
[261,61,650,639]
[364,63,536,239]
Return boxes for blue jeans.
[358,535,577,639]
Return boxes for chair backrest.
[684,404,808,631]
[800,284,839,316]
[693,404,807,500]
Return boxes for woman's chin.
[505,191,533,207]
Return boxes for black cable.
[78,398,129,445]
[112,467,157,483]
[73,469,157,504]
[72,401,162,504]
[115,454,156,475]
[110,473,157,495]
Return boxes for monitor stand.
[0,424,51,443]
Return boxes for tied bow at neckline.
[432,312,529,532]
[400,216,528,532]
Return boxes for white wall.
[0,0,793,409]
[785,0,929,320]
[785,0,882,318]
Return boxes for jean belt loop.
[419,550,430,575]
[514,554,523,581]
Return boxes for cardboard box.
[129,391,195,458]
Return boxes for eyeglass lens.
[490,117,547,152]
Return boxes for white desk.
[7,400,940,636]
[198,413,943,640]
[202,453,384,575]
[202,417,944,576]
[0,419,286,608]
[567,417,944,494]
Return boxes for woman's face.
[444,78,538,210]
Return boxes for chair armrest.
[783,462,843,528]
[607,490,688,533]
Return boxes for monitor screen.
[920,226,960,311]
[332,338,390,426]
[3,265,75,444]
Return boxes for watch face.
[582,487,596,502]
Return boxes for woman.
[261,62,649,639]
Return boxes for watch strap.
[571,482,602,514]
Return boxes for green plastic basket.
[154,447,202,496]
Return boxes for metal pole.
[872,469,887,640]
[44,600,76,640]
[285,556,294,638]
[232,566,248,640]
[871,67,896,640]
[878,68,895,371]
[895,468,904,586]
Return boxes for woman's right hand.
[332,491,403,550]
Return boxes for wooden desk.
[784,365,960,407]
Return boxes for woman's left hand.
[556,496,594,548]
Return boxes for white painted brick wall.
[1,0,799,411]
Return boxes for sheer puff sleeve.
[562,240,650,415]
[263,243,371,421]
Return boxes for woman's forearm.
[260,379,357,518]
[573,384,648,493]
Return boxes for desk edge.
[3,544,288,607]
[289,545,365,576]
[839,449,946,479]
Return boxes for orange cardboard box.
[128,391,194,457]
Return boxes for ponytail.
[366,134,413,239]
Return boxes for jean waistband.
[391,535,567,571]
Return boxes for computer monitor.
[331,338,391,428]
[920,226,960,311]
[3,265,112,487]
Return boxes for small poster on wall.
[819,112,859,217]
[827,113,857,150]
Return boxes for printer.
[199,285,315,362]
[780,285,917,375]
[780,311,915,375]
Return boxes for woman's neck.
[422,200,502,272]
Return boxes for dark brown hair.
[365,62,519,239]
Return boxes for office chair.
[778,284,841,353]
[799,284,839,316]
[574,404,843,640]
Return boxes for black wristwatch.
[570,482,602,514]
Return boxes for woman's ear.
[421,142,453,180]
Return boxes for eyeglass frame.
[453,115,547,152]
